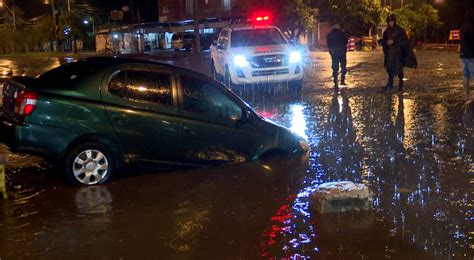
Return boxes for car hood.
[254,115,308,156]
[231,44,295,56]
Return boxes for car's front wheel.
[290,80,303,95]
[224,67,234,89]
[211,61,220,81]
[64,142,115,186]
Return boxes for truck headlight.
[289,51,302,63]
[233,55,249,67]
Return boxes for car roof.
[224,24,279,31]
[38,55,206,81]
[81,55,199,74]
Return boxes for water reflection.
[252,88,473,258]
[75,186,113,220]
[1,52,473,258]
[289,104,308,140]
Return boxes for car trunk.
[1,76,36,122]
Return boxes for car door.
[101,64,181,165]
[215,29,230,75]
[175,72,256,166]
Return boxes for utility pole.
[193,0,201,53]
[51,0,60,51]
[65,0,77,53]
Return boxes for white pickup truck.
[210,24,304,93]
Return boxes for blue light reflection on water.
[254,91,473,258]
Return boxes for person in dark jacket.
[461,9,474,100]
[327,21,348,88]
[380,15,409,91]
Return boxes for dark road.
[0,50,473,259]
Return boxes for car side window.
[218,30,229,47]
[108,70,172,106]
[180,75,242,123]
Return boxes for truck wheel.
[64,142,115,186]
[211,61,220,81]
[291,80,303,95]
[224,67,233,89]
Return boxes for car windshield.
[172,34,182,40]
[231,28,287,47]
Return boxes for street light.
[83,18,96,50]
[0,0,16,30]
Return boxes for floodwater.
[0,50,473,259]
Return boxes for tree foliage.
[392,3,442,41]
[60,12,89,44]
[276,0,318,39]
[0,11,55,54]
[0,2,96,54]
[317,0,383,36]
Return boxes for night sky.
[15,0,474,28]
[17,0,158,22]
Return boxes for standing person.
[380,15,409,91]
[461,9,474,100]
[327,21,348,88]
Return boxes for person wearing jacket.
[461,9,474,100]
[380,15,410,91]
[327,21,348,88]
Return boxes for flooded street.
[1,50,473,258]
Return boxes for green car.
[1,57,308,186]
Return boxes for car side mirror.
[231,109,251,127]
[217,42,226,50]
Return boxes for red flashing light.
[250,11,273,25]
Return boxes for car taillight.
[14,90,38,116]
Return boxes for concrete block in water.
[310,181,373,213]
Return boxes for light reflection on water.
[253,88,473,258]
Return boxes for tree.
[60,11,89,53]
[317,0,383,36]
[276,0,318,40]
[392,3,442,42]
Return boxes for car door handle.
[111,114,129,124]
[183,126,197,136]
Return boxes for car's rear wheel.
[64,142,115,186]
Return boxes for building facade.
[158,0,275,22]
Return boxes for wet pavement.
[1,50,473,259]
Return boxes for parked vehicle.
[171,32,212,51]
[210,15,304,93]
[1,57,309,186]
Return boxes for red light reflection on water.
[259,194,296,257]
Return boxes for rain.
[0,48,472,258]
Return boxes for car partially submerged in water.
[0,56,308,186]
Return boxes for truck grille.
[249,54,288,68]
[252,69,289,77]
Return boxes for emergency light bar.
[249,11,273,25]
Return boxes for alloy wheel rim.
[72,149,109,185]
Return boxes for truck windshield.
[231,28,287,47]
